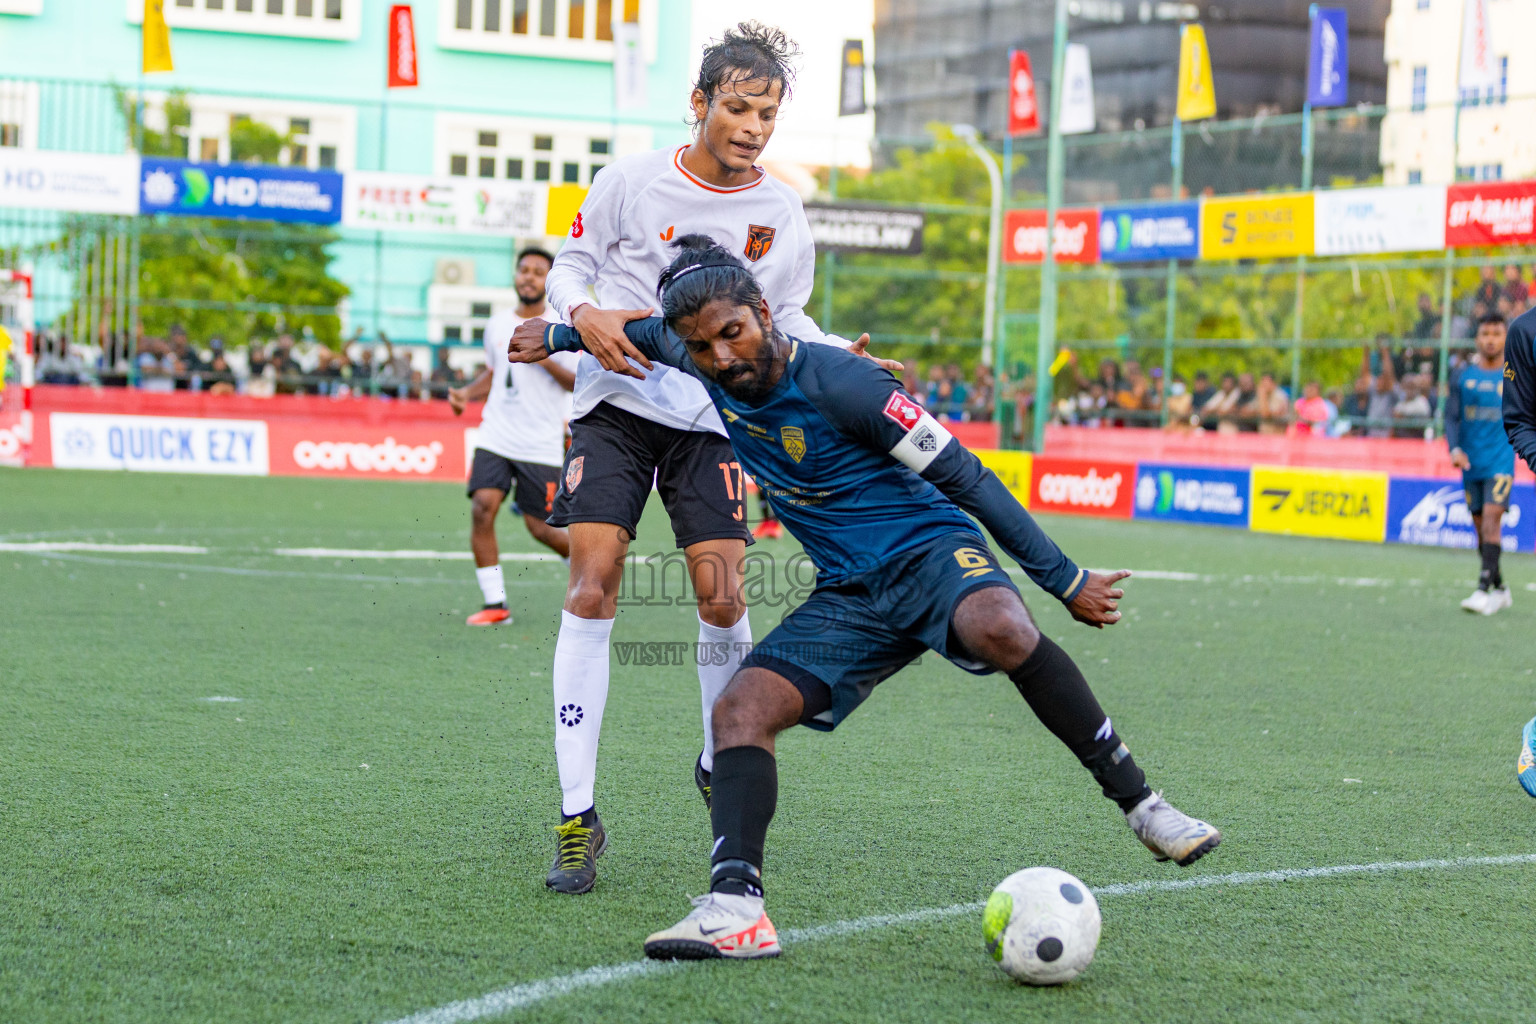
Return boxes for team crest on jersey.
[780,426,807,463]
[565,455,584,493]
[744,224,776,262]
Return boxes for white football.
[983,866,1101,985]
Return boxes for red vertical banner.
[387,5,419,88]
[1008,50,1040,136]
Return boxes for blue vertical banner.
[1307,6,1349,108]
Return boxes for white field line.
[0,541,209,554]
[9,550,525,587]
[379,852,1536,1024]
[274,548,561,562]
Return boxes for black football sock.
[1479,542,1502,590]
[709,745,776,897]
[1009,634,1151,813]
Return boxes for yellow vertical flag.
[143,0,174,74]
[1175,23,1215,121]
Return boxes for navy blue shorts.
[740,531,1020,731]
[1463,472,1513,515]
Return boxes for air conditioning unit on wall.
[434,258,477,286]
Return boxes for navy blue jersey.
[543,319,1088,602]
[1446,362,1515,479]
[1503,307,1536,474]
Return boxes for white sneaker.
[643,892,781,960]
[1461,588,1491,614]
[1483,588,1512,616]
[1126,792,1221,866]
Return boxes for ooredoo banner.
[1249,465,1388,543]
[267,420,465,481]
[1003,207,1100,264]
[1029,456,1135,518]
[1386,477,1534,552]
[1133,463,1249,528]
[49,412,269,475]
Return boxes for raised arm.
[1503,315,1536,472]
[1444,367,1465,465]
[817,360,1125,625]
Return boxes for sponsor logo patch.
[565,454,584,493]
[882,391,924,431]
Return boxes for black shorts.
[1463,472,1513,515]
[741,531,1019,731]
[467,448,561,518]
[548,402,752,548]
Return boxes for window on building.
[437,115,647,185]
[472,326,486,342]
[1411,66,1427,112]
[0,124,18,147]
[290,143,307,165]
[200,137,220,160]
[534,160,551,181]
[441,0,645,59]
[1406,169,1422,185]
[1497,56,1509,105]
[1483,163,1503,181]
[133,0,358,39]
[506,157,524,179]
[562,161,580,183]
[450,154,469,176]
[159,93,353,169]
[1456,165,1475,181]
[590,138,609,155]
[471,302,493,318]
[1416,0,1428,8]
[444,325,463,342]
[317,145,336,168]
[290,117,310,135]
[478,156,496,178]
[478,131,498,148]
[533,135,553,151]
[590,163,605,182]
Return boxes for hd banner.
[1249,465,1388,543]
[1133,463,1250,528]
[1386,477,1535,553]
[0,149,140,215]
[1098,201,1200,263]
[342,171,548,237]
[139,158,343,225]
[804,204,924,255]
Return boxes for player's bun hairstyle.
[690,21,800,125]
[656,234,763,330]
[515,246,555,267]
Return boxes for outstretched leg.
[686,538,750,784]
[952,585,1219,866]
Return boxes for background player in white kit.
[449,247,581,626]
[539,23,894,893]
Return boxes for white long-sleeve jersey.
[545,144,845,436]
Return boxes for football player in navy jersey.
[511,235,1221,960]
[1499,304,1536,798]
[1447,314,1515,615]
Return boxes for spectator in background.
[168,325,204,390]
[429,348,460,399]
[1365,341,1402,438]
[965,364,994,423]
[1114,359,1149,418]
[1505,264,1530,310]
[1188,371,1216,414]
[1163,373,1193,431]
[923,365,945,408]
[136,337,178,393]
[1340,374,1372,430]
[350,347,375,396]
[1245,372,1290,434]
[1076,381,1108,427]
[204,352,236,395]
[1291,380,1334,436]
[1393,374,1432,438]
[944,363,970,411]
[274,346,306,395]
[1411,292,1441,341]
[36,336,87,385]
[1202,372,1242,432]
[1472,265,1502,314]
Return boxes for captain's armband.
[881,391,955,473]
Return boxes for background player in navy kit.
[1499,305,1536,797]
[511,236,1221,959]
[1447,313,1514,616]
[449,248,578,626]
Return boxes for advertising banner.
[1201,193,1314,260]
[139,158,343,225]
[1133,463,1250,528]
[386,4,418,88]
[1007,50,1040,136]
[838,40,867,117]
[804,204,924,255]
[1098,201,1200,262]
[1003,207,1100,264]
[342,171,548,237]
[1306,7,1349,108]
[50,412,269,475]
[0,149,140,215]
[267,420,464,481]
[1059,43,1095,135]
[1030,456,1135,519]
[1314,185,1447,255]
[1387,477,1534,552]
[976,449,1033,509]
[1250,465,1388,543]
[1446,181,1536,248]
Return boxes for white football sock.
[696,608,752,773]
[475,564,506,606]
[553,609,614,816]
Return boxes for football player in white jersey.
[450,247,581,626]
[539,23,893,893]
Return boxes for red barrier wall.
[1041,424,1536,482]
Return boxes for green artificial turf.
[2,467,1534,1023]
